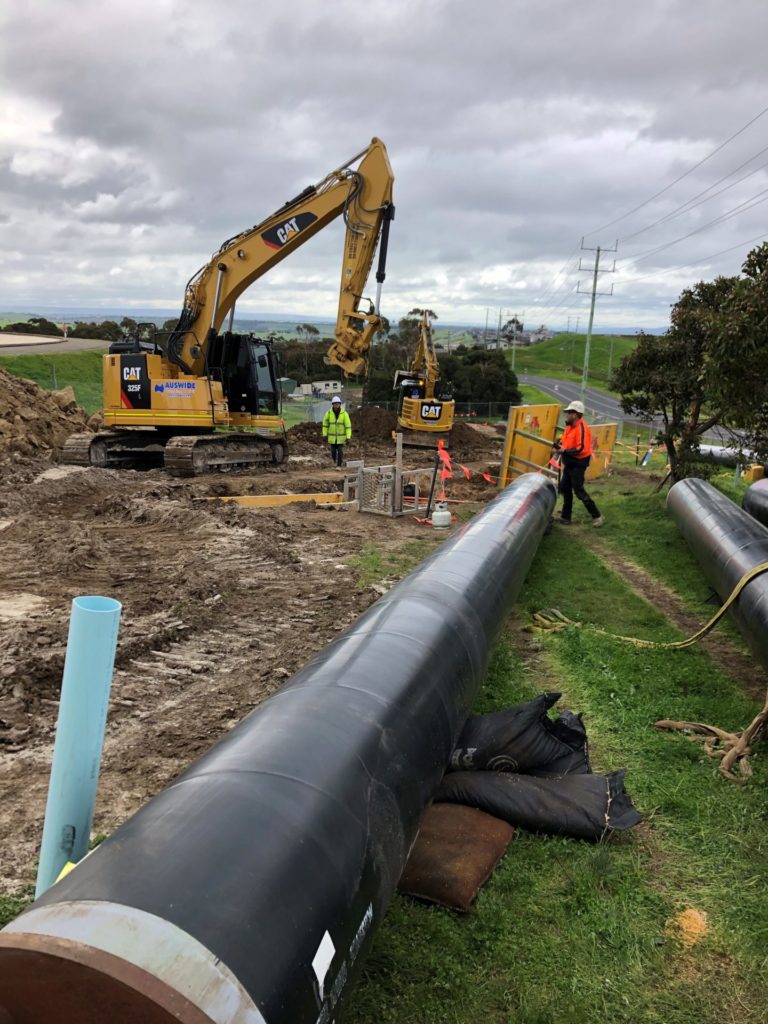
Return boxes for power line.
[584,102,768,238]
[526,243,581,311]
[618,230,768,287]
[620,148,768,244]
[618,185,768,270]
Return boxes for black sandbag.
[435,769,642,841]
[526,710,591,778]
[450,694,590,775]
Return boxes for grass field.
[344,468,767,1024]
[0,349,105,413]
[518,383,558,406]
[510,333,640,393]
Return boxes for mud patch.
[0,594,47,620]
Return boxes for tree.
[120,316,139,335]
[501,317,522,346]
[613,244,768,480]
[2,316,63,336]
[69,320,123,342]
[707,242,768,464]
[610,276,739,481]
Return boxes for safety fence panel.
[586,423,618,481]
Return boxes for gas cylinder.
[431,502,452,528]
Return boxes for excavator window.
[248,340,280,416]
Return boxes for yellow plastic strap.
[529,561,768,650]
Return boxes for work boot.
[592,515,606,528]
[556,516,573,526]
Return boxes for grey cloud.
[1,0,768,327]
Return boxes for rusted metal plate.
[398,802,514,912]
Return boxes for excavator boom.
[169,138,394,378]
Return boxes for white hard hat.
[565,400,585,415]
[331,395,342,404]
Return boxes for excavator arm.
[167,138,394,378]
[412,312,440,395]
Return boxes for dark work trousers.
[559,459,601,520]
[330,443,346,467]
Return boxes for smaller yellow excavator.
[394,311,455,446]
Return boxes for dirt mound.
[449,420,496,455]
[351,405,397,441]
[287,420,322,443]
[0,370,89,456]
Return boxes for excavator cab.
[216,335,281,418]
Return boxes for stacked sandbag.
[450,692,590,777]
[438,693,642,841]
[436,770,641,841]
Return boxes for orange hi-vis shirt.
[561,418,593,461]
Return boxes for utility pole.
[577,239,617,403]
[567,315,571,333]
[496,307,503,349]
[483,308,489,345]
[510,311,524,372]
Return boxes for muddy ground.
[0,429,500,894]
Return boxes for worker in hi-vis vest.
[552,401,605,528]
[322,396,352,467]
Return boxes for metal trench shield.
[0,474,556,1024]
[668,477,768,673]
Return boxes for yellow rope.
[528,561,768,650]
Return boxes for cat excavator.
[394,311,455,446]
[62,138,394,476]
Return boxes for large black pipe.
[0,474,556,1024]
[667,477,768,673]
[742,478,768,530]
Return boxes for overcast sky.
[2,0,768,329]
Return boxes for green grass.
[518,383,557,407]
[511,333,639,394]
[346,479,767,1024]
[0,349,105,413]
[348,538,441,589]
[281,402,313,428]
[0,888,34,928]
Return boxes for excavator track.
[163,433,288,477]
[60,432,166,470]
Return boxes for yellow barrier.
[499,404,561,487]
[499,405,617,487]
[586,423,618,480]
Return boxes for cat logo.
[123,366,142,381]
[261,211,318,250]
[420,402,443,421]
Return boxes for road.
[519,373,731,444]
[0,334,108,355]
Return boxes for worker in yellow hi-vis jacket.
[322,396,352,467]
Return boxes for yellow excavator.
[63,138,394,475]
[394,311,455,446]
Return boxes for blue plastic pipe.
[35,595,122,898]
